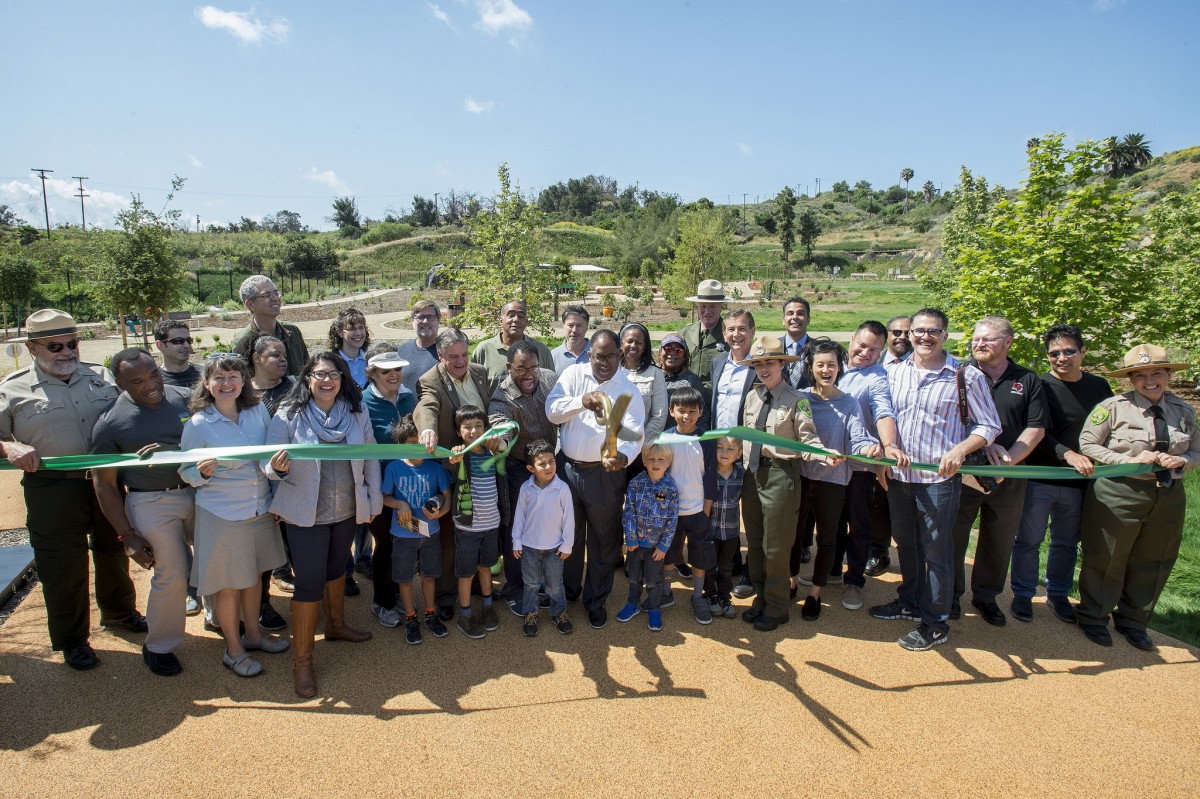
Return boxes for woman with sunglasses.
[361,344,415,628]
[179,354,291,678]
[267,351,382,697]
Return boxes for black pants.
[368,512,399,609]
[286,517,357,603]
[794,474,816,549]
[951,478,1028,605]
[843,471,881,588]
[703,538,740,600]
[24,474,136,651]
[497,457,529,602]
[790,479,846,586]
[561,457,627,612]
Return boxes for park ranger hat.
[685,279,730,303]
[740,335,801,365]
[12,308,78,343]
[1107,343,1191,378]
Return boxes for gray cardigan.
[265,402,383,527]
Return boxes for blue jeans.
[1011,481,1084,599]
[520,547,566,616]
[625,546,663,610]
[345,523,374,577]
[888,478,961,635]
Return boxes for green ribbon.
[655,425,1155,481]
[2,420,520,474]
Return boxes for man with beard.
[232,275,308,377]
[488,340,560,613]
[546,329,646,629]
[470,300,555,385]
[398,299,442,393]
[676,279,728,391]
[882,315,912,368]
[0,310,145,671]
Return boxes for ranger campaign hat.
[1107,343,1191,378]
[740,335,801,365]
[11,309,78,343]
[685,279,730,303]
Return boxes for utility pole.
[196,214,201,232]
[433,192,439,226]
[31,168,53,240]
[72,176,89,230]
[742,193,748,236]
[815,177,820,196]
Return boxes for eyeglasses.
[910,328,945,338]
[255,290,281,300]
[165,337,193,346]
[971,336,1006,345]
[36,339,80,353]
[309,370,342,381]
[413,314,438,322]
[589,352,619,362]
[510,365,539,376]
[1047,348,1079,358]
[889,329,910,337]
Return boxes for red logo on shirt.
[1010,381,1024,395]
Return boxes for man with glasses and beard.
[398,299,442,393]
[0,309,145,671]
[882,315,912,367]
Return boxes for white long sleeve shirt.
[546,363,646,463]
[510,475,575,553]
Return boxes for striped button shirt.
[886,353,1001,484]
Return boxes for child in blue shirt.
[381,415,452,645]
[617,443,679,631]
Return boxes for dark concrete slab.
[0,545,35,605]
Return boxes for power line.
[30,168,53,240]
[72,176,89,231]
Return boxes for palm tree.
[1120,133,1153,169]
[922,180,936,205]
[900,168,914,212]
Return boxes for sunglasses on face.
[889,329,909,337]
[1047,348,1079,359]
[165,337,193,346]
[374,367,401,376]
[37,339,80,353]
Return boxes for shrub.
[221,299,242,311]
[360,221,415,246]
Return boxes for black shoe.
[971,598,1007,626]
[1047,595,1077,624]
[868,599,919,621]
[732,575,755,599]
[949,601,962,621]
[801,595,821,621]
[405,616,424,645]
[587,607,607,629]
[1010,596,1033,623]
[355,561,374,580]
[797,547,812,565]
[437,606,454,622]
[64,643,99,671]
[553,612,574,635]
[753,614,783,632]
[742,607,764,624]
[424,611,449,638]
[100,611,148,633]
[344,575,360,597]
[259,602,287,631]
[863,555,890,578]
[676,563,694,580]
[538,592,551,608]
[789,581,798,600]
[142,645,182,676]
[522,613,539,637]
[1115,626,1154,651]
[1080,623,1113,646]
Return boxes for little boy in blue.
[702,436,745,618]
[381,415,452,645]
[511,440,574,637]
[617,443,679,631]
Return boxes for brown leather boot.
[322,579,372,642]
[290,600,320,698]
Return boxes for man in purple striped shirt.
[870,308,1002,651]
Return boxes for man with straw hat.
[1076,344,1199,651]
[0,309,145,671]
[676,279,730,391]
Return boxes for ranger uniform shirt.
[0,362,118,458]
[677,319,725,390]
[1079,390,1200,481]
[739,382,822,463]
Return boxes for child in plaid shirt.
[616,443,678,632]
[702,436,745,618]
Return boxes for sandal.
[241,634,290,654]
[222,650,263,677]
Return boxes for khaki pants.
[126,488,195,654]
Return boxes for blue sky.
[3,0,1198,231]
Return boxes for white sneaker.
[371,602,402,628]
[842,584,864,611]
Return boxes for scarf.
[300,398,351,443]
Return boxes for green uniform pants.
[1077,476,1185,632]
[742,459,802,623]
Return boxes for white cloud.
[1093,0,1124,9]
[737,142,753,157]
[187,154,204,169]
[464,96,495,114]
[474,0,532,36]
[195,5,290,44]
[305,167,351,195]
[427,2,454,29]
[1,176,130,229]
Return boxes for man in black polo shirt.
[153,320,200,388]
[949,316,1049,626]
[91,348,196,676]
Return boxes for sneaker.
[732,577,755,599]
[898,623,948,651]
[457,613,486,639]
[720,598,737,618]
[404,615,423,645]
[616,602,641,623]
[841,584,864,611]
[371,602,401,628]
[344,575,360,597]
[706,595,723,615]
[659,589,676,609]
[676,563,694,580]
[522,613,539,637]
[185,594,201,616]
[795,573,813,587]
[506,597,524,617]
[869,598,920,621]
[587,607,607,629]
[481,604,500,632]
[647,609,663,631]
[553,612,574,635]
[692,594,713,625]
[827,572,843,585]
[258,602,287,632]
[424,611,449,638]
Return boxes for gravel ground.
[0,528,37,628]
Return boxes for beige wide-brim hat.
[367,352,410,370]
[1107,343,1191,378]
[740,335,801,365]
[685,279,730,303]
[11,308,78,343]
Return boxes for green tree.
[660,208,733,305]
[0,204,27,228]
[409,195,438,227]
[797,208,821,260]
[329,196,361,230]
[926,134,1139,365]
[0,254,39,337]
[922,180,937,205]
[900,168,915,212]
[1137,180,1200,366]
[775,186,797,262]
[1106,133,1153,175]
[450,163,553,335]
[279,236,339,276]
[263,209,305,233]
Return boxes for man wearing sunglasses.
[153,320,200,388]
[231,275,309,377]
[882,315,912,368]
[0,309,145,671]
